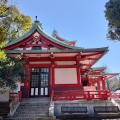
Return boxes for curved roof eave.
[91,67,106,70]
[4,21,83,50]
[5,47,109,54]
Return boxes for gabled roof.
[91,67,106,70]
[88,73,119,79]
[89,67,106,75]
[4,20,82,50]
[3,20,109,71]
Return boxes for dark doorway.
[30,68,49,97]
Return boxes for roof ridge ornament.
[34,16,43,29]
[52,28,58,36]
[36,16,38,21]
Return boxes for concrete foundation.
[54,100,113,116]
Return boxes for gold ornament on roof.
[33,32,40,38]
[33,32,40,42]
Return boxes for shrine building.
[4,20,118,100]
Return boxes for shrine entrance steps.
[4,97,56,120]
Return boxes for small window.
[33,46,41,50]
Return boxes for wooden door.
[30,68,49,97]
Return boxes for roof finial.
[52,28,58,36]
[36,16,38,21]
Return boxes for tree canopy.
[105,0,120,41]
[0,57,25,91]
[0,0,32,43]
[0,0,31,92]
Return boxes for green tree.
[0,0,32,43]
[0,57,24,91]
[105,0,120,41]
[0,0,31,91]
[107,76,120,91]
[0,42,6,60]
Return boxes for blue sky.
[17,0,120,73]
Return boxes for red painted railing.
[110,92,120,99]
[114,93,120,98]
[52,90,110,101]
[9,91,22,102]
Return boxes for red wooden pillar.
[97,81,100,90]
[102,77,106,90]
[18,91,22,102]
[77,67,82,86]
[51,65,55,85]
[21,62,30,98]
[50,54,55,95]
[50,66,54,95]
[91,82,94,86]
[76,54,82,86]
[88,78,93,86]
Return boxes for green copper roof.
[5,47,109,54]
[4,20,81,49]
[91,67,106,70]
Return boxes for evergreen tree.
[0,0,30,91]
[0,0,32,43]
[105,0,120,41]
[0,57,25,91]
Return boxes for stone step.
[13,114,49,118]
[4,116,56,120]
[22,97,50,100]
[16,109,49,112]
[22,100,50,102]
[15,111,49,114]
[17,107,49,110]
[21,102,50,104]
[22,98,51,102]
[19,104,49,107]
[16,108,49,111]
[18,106,49,109]
[4,98,52,120]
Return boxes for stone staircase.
[4,97,56,120]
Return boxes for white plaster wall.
[55,61,76,65]
[55,68,77,84]
[42,47,48,50]
[83,86,96,91]
[26,47,32,50]
[13,48,23,50]
[0,87,9,102]
[29,61,51,64]
[50,47,58,50]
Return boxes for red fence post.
[18,91,22,102]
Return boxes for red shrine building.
[4,20,118,100]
